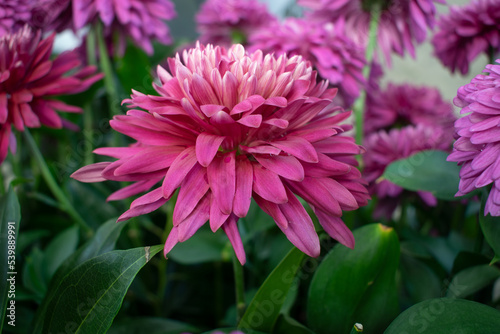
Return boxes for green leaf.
[479,196,500,261]
[239,247,305,333]
[0,187,21,333]
[273,314,316,334]
[384,298,500,333]
[400,254,442,305]
[32,219,126,333]
[108,317,198,334]
[41,245,162,334]
[382,150,464,200]
[307,224,400,334]
[446,264,500,299]
[42,225,80,282]
[168,228,228,264]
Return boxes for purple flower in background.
[363,125,451,219]
[447,60,500,216]
[364,82,456,136]
[72,0,176,55]
[0,25,102,163]
[299,0,444,64]
[249,17,366,106]
[0,0,32,36]
[72,43,370,264]
[196,0,277,47]
[432,0,500,75]
[30,0,72,32]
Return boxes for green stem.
[96,23,122,146]
[23,129,93,237]
[233,252,246,324]
[488,45,498,65]
[83,102,94,166]
[354,5,381,146]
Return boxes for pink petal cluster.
[72,0,176,55]
[363,125,451,219]
[249,18,366,107]
[196,0,277,47]
[432,0,500,75]
[299,0,444,64]
[0,0,32,35]
[447,60,500,216]
[0,25,102,163]
[364,82,455,136]
[72,43,370,264]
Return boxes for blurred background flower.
[248,18,367,107]
[298,0,444,64]
[196,0,277,46]
[0,25,102,163]
[432,0,500,75]
[364,82,456,137]
[363,124,452,219]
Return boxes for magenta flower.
[72,43,370,264]
[363,125,451,219]
[0,0,32,35]
[432,0,500,75]
[299,0,443,64]
[72,0,176,55]
[196,0,277,47]
[364,82,455,136]
[0,25,102,163]
[30,0,72,32]
[447,60,500,216]
[249,18,366,107]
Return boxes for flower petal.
[252,163,288,204]
[71,162,111,182]
[196,132,225,167]
[222,214,246,265]
[208,151,236,215]
[162,146,198,198]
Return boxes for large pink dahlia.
[447,60,500,216]
[364,125,451,219]
[249,18,366,107]
[299,0,444,64]
[0,25,102,163]
[72,43,370,264]
[432,0,500,75]
[196,0,277,47]
[72,0,176,55]
[364,82,455,136]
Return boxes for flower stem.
[354,5,381,146]
[23,129,93,237]
[96,23,122,146]
[233,252,246,324]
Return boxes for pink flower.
[30,0,73,32]
[72,0,176,55]
[363,125,450,219]
[249,18,366,107]
[432,0,500,75]
[196,0,277,47]
[0,25,102,163]
[0,0,32,35]
[364,82,455,137]
[72,43,370,264]
[447,60,500,216]
[299,0,444,64]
